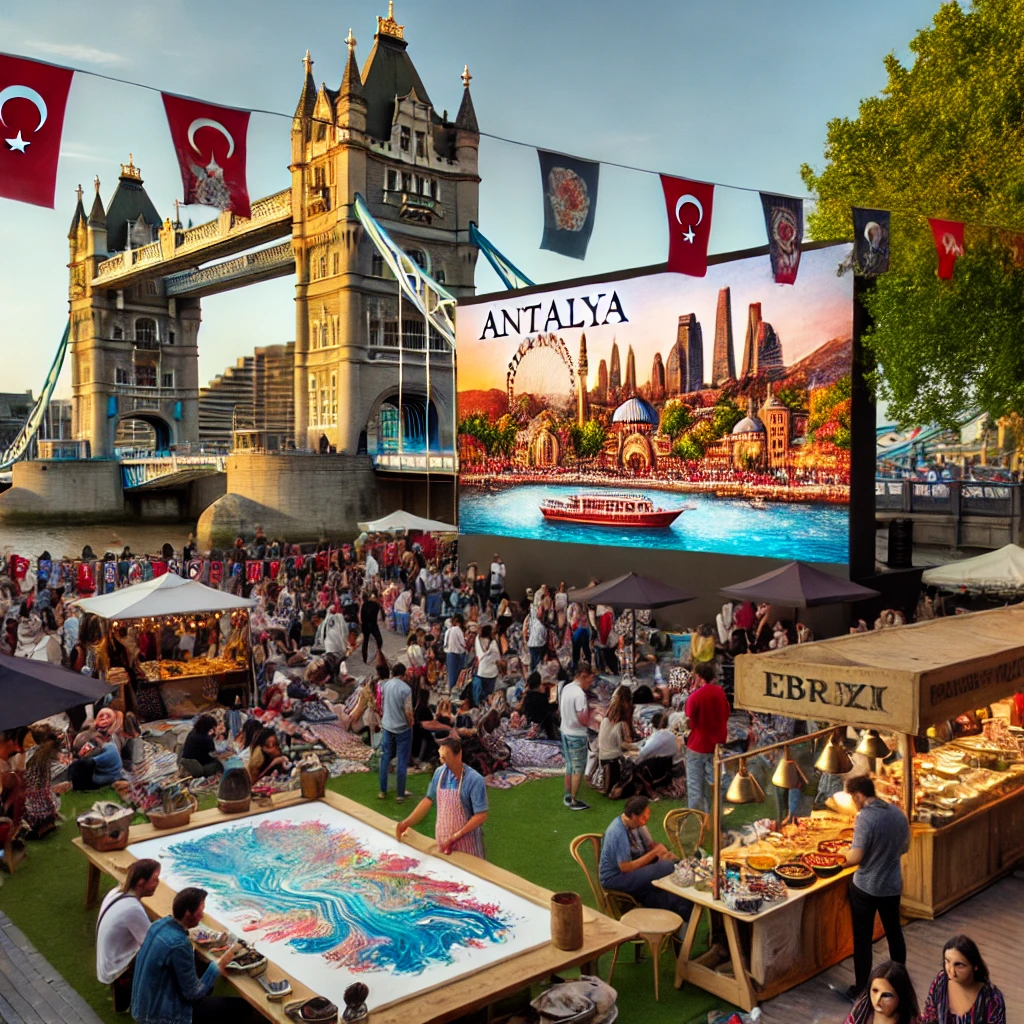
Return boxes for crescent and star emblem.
[0,84,48,153]
[187,117,235,159]
[674,193,704,245]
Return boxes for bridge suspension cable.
[469,222,535,291]
[1,319,71,471]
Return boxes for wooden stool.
[610,907,682,1001]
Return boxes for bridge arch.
[114,411,173,454]
[365,388,440,455]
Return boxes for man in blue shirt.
[131,887,246,1024]
[378,663,413,802]
[599,796,692,918]
[396,735,489,857]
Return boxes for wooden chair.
[663,807,708,859]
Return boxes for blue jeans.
[603,859,693,918]
[472,674,496,707]
[446,652,465,691]
[394,611,410,636]
[529,645,546,671]
[685,749,715,813]
[426,592,442,618]
[379,728,412,797]
[571,627,591,669]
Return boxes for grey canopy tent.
[719,561,880,607]
[0,652,112,731]
[567,572,696,673]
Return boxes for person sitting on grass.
[599,795,692,919]
[179,715,224,779]
[247,728,291,784]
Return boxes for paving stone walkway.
[0,912,104,1024]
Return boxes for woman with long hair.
[22,724,65,838]
[598,685,635,796]
[920,935,1006,1023]
[843,960,919,1024]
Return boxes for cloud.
[26,41,130,67]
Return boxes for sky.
[457,243,854,395]
[0,0,946,397]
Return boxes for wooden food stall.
[74,790,636,1024]
[75,574,255,721]
[734,604,1024,919]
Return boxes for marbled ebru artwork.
[128,803,550,1009]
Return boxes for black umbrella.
[0,652,112,731]
[719,561,879,608]
[567,572,697,674]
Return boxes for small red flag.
[161,93,251,218]
[928,218,964,280]
[0,55,73,208]
[661,175,715,277]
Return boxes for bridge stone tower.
[67,158,201,457]
[289,3,480,454]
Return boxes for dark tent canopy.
[719,561,879,609]
[0,653,111,731]
[567,572,696,611]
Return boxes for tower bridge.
[1,4,477,538]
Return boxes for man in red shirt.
[684,661,730,813]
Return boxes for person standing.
[393,586,412,637]
[378,663,413,803]
[97,859,161,1012]
[396,735,489,857]
[841,775,910,1001]
[683,661,730,813]
[919,934,1006,1024]
[488,554,505,611]
[130,887,247,1024]
[443,614,466,693]
[560,662,596,811]
[359,589,383,663]
[527,605,548,672]
[472,624,500,707]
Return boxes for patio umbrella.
[567,572,696,673]
[719,561,880,608]
[0,652,112,731]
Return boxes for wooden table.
[654,866,882,1011]
[74,791,636,1024]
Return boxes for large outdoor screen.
[456,242,854,564]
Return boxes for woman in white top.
[472,624,501,707]
[554,582,569,630]
[96,858,161,1012]
[597,685,635,795]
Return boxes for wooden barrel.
[300,767,328,800]
[550,891,584,950]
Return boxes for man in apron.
[395,735,488,857]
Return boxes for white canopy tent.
[922,544,1024,593]
[74,572,255,620]
[358,510,458,534]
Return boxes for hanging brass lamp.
[771,749,808,790]
[815,731,854,775]
[725,759,765,804]
[855,729,891,759]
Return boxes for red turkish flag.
[161,93,251,218]
[0,55,73,208]
[928,218,964,280]
[661,174,715,277]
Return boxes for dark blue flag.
[852,207,890,275]
[538,149,600,260]
[759,193,804,284]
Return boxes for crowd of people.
[0,527,1014,1021]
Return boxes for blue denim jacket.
[130,916,219,1024]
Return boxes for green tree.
[660,399,693,439]
[570,419,608,459]
[711,397,743,437]
[672,434,704,461]
[801,0,1024,428]
[776,385,808,413]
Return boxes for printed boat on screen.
[539,492,689,528]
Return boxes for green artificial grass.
[0,773,764,1024]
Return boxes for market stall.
[75,574,255,721]
[734,603,1024,919]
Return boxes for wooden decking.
[0,912,104,1024]
[758,873,1024,1023]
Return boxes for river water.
[459,483,848,563]
[0,522,195,560]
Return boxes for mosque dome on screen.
[611,396,660,429]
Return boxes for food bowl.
[817,839,849,855]
[801,852,845,878]
[722,890,763,915]
[745,854,777,874]
[775,862,816,889]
